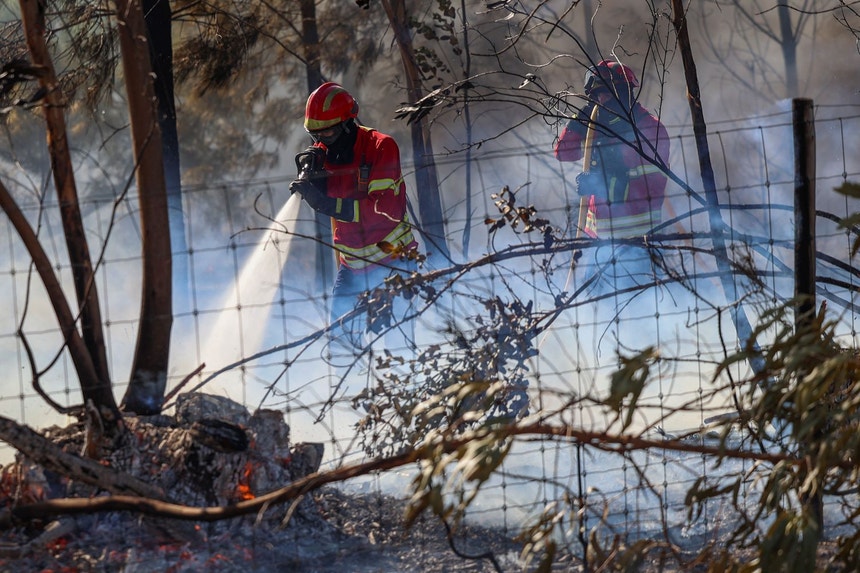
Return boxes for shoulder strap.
[357,126,375,194]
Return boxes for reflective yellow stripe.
[368,177,401,195]
[338,218,415,269]
[628,164,663,177]
[305,117,340,131]
[323,88,345,111]
[585,209,598,236]
[335,198,359,222]
[608,176,624,202]
[305,87,351,131]
[596,210,662,237]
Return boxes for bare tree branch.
[0,177,104,408]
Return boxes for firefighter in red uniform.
[290,82,417,346]
[555,60,670,289]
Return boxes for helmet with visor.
[304,82,359,145]
[584,60,639,96]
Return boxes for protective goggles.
[308,123,343,147]
[583,68,607,95]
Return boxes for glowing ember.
[235,461,257,500]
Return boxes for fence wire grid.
[2,103,860,567]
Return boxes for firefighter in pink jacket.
[290,82,417,345]
[555,60,670,288]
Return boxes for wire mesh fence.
[1,104,860,567]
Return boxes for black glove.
[576,171,608,199]
[290,179,357,221]
[295,146,327,181]
[290,178,327,210]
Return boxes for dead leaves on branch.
[353,292,539,458]
[607,346,657,432]
[485,185,557,249]
[0,60,47,114]
[173,15,261,95]
[486,185,549,232]
[376,240,426,264]
[394,86,451,125]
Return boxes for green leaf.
[833,180,860,199]
[606,347,656,431]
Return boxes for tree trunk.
[380,0,451,263]
[670,0,764,376]
[777,4,799,98]
[300,0,335,291]
[114,0,174,415]
[459,0,473,259]
[300,0,324,89]
[18,0,117,418]
[142,0,190,315]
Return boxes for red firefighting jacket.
[320,126,417,270]
[555,103,670,238]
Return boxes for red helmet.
[584,60,639,95]
[304,82,359,132]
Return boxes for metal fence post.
[793,97,821,529]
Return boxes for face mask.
[322,120,358,165]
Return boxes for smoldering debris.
[0,392,525,572]
[0,392,332,571]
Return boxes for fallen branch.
[0,421,798,525]
[0,416,165,502]
[1,437,424,525]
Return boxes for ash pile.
[0,392,342,571]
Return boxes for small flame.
[236,483,254,501]
[235,461,256,501]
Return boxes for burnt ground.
[0,486,531,572]
[297,488,529,573]
[0,390,847,572]
[0,487,845,573]
[0,393,536,572]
